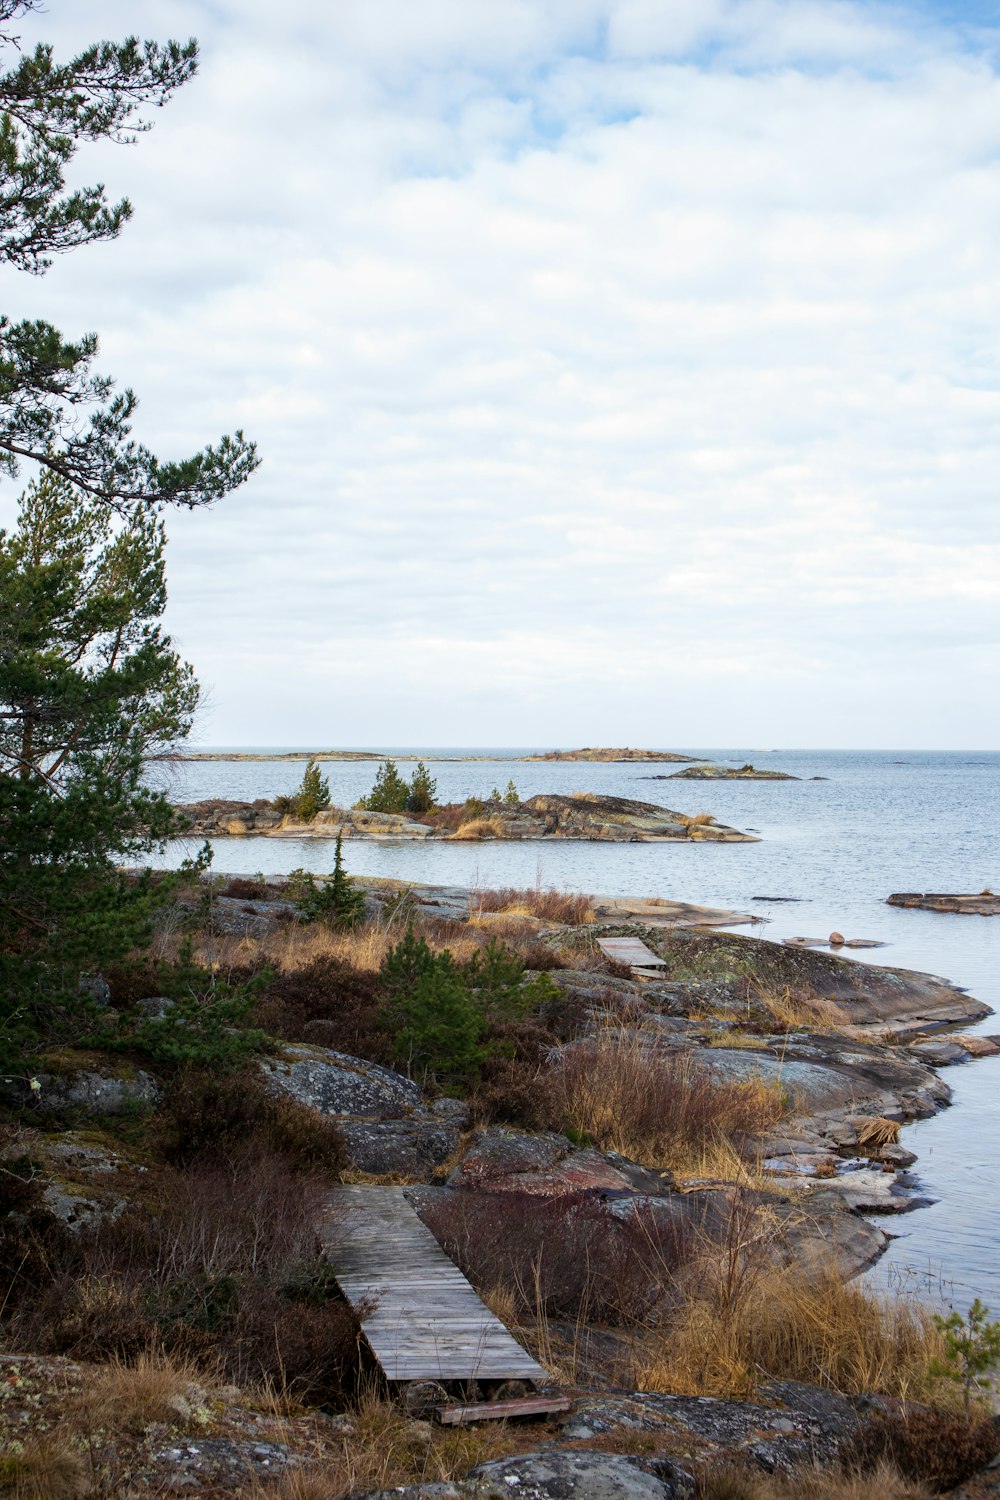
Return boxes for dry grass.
[637,1250,944,1401]
[472,886,595,925]
[695,1458,932,1500]
[453,817,504,840]
[751,984,850,1031]
[236,1387,514,1498]
[853,1116,901,1149]
[68,1348,210,1434]
[677,811,718,828]
[189,918,483,977]
[0,1435,87,1500]
[540,1028,787,1177]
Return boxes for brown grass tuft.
[472,886,595,925]
[637,1246,944,1401]
[68,1348,210,1433]
[695,1458,932,1500]
[453,817,504,840]
[853,1116,901,1150]
[0,1434,88,1500]
[538,1029,787,1176]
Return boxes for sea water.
[150,747,1000,1309]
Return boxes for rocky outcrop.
[3,1059,162,1118]
[667,762,798,780]
[173,794,756,843]
[258,1046,465,1180]
[645,928,991,1034]
[356,1451,696,1499]
[888,890,1000,915]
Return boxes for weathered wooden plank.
[597,936,666,969]
[436,1395,573,1426]
[322,1187,547,1383]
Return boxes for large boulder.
[8,1061,162,1118]
[259,1045,423,1119]
[258,1046,461,1181]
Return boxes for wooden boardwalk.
[322,1186,547,1384]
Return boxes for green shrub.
[90,945,268,1070]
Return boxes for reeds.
[471,886,595,925]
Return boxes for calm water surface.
[153,747,1000,1309]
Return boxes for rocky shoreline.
[173,792,758,843]
[8,876,999,1498]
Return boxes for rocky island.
[666,762,800,780]
[174,791,758,842]
[888,890,1000,915]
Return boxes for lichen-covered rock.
[338,1120,460,1176]
[17,1065,161,1117]
[354,1451,695,1499]
[259,1045,423,1119]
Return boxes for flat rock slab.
[888,891,1000,915]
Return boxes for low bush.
[848,1406,999,1492]
[421,1188,693,1325]
[251,956,388,1061]
[8,1150,360,1404]
[694,1457,932,1500]
[159,1068,346,1173]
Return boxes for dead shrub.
[854,1117,901,1150]
[467,1016,560,1128]
[6,1152,361,1404]
[220,876,272,899]
[537,1029,786,1175]
[847,1406,999,1492]
[421,1188,693,1326]
[472,887,595,925]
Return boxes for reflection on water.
[153,747,1000,1309]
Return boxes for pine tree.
[295,836,365,929]
[0,6,257,508]
[406,760,437,813]
[0,472,200,1063]
[504,779,520,805]
[357,758,410,814]
[294,759,330,821]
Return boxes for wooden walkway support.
[322,1186,548,1386]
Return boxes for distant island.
[666,762,800,781]
[166,746,702,764]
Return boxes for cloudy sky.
[3,0,1000,748]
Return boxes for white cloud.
[1,0,999,746]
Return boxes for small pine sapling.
[503,779,520,805]
[295,837,366,928]
[931,1298,1000,1411]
